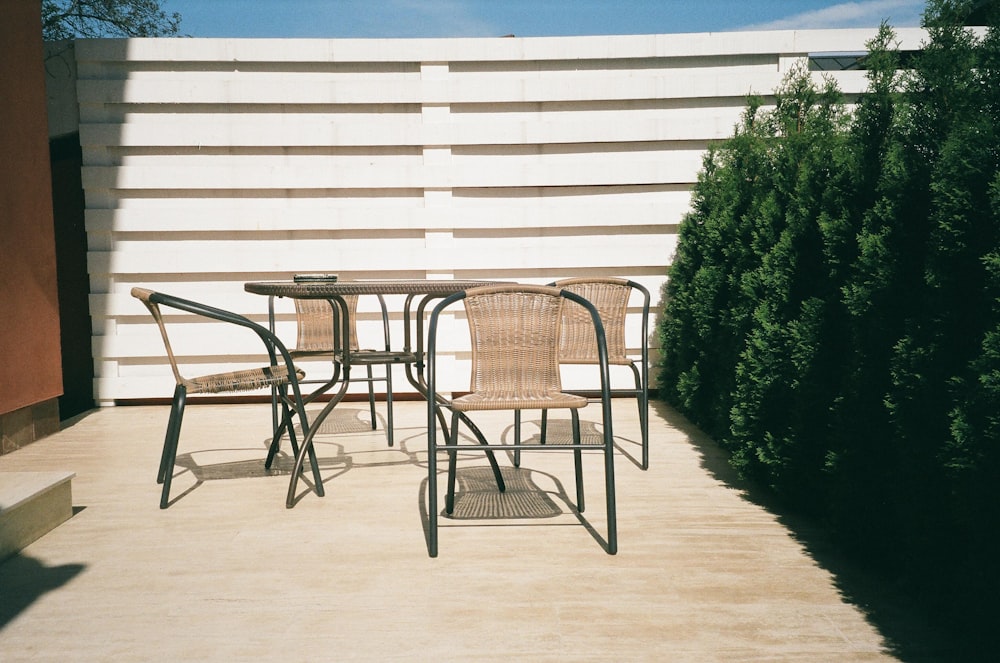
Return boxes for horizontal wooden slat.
[81,154,702,190]
[73,29,926,64]
[84,201,690,232]
[87,232,673,272]
[79,109,746,147]
[75,69,869,106]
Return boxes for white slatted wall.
[74,29,926,403]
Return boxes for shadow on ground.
[651,399,984,663]
[0,552,85,630]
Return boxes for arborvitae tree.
[829,24,916,569]
[946,165,1000,633]
[661,0,1000,647]
[944,4,1000,629]
[884,0,1000,629]
[728,65,853,506]
[659,98,775,440]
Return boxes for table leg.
[285,294,352,508]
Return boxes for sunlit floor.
[0,398,949,661]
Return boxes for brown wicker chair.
[425,284,617,557]
[286,294,414,447]
[522,277,650,469]
[131,287,322,508]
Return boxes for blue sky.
[165,0,927,39]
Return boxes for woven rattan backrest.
[553,277,631,364]
[294,296,360,353]
[131,287,186,386]
[462,285,566,395]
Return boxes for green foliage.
[659,0,1000,636]
[728,66,853,505]
[42,0,181,40]
[659,98,776,440]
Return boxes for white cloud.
[743,0,925,31]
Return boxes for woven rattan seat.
[425,284,617,557]
[182,365,303,395]
[131,287,322,508]
[452,391,587,411]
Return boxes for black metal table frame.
[244,279,506,507]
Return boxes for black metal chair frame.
[132,288,322,508]
[529,277,651,469]
[425,285,618,557]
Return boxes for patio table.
[245,279,505,507]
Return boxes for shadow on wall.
[50,133,94,421]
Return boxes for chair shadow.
[0,552,85,630]
[443,466,564,520]
[167,407,385,506]
[303,405,381,436]
[505,413,644,469]
[280,407,430,506]
[418,465,615,554]
[650,399,971,662]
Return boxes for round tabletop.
[244,279,505,298]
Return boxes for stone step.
[0,471,75,562]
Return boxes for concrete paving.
[0,399,955,661]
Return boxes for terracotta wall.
[0,0,63,448]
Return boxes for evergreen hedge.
[659,0,999,636]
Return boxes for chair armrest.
[145,290,298,373]
[561,290,613,405]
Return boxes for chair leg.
[266,384,295,469]
[287,411,324,496]
[428,404,440,558]
[384,364,395,447]
[630,363,649,470]
[158,385,182,484]
[446,409,460,514]
[265,433,281,469]
[159,384,187,509]
[512,408,549,468]
[604,426,618,555]
[265,401,294,469]
[572,409,584,513]
[269,384,281,447]
[366,365,377,431]
[281,389,324,497]
[434,405,506,495]
[454,411,506,494]
[513,410,521,467]
[597,385,618,555]
[513,408,548,467]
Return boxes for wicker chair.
[286,294,414,447]
[521,277,650,469]
[131,288,322,508]
[425,284,617,557]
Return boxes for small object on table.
[293,273,338,282]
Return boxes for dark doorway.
[50,132,94,419]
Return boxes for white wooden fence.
[64,29,926,403]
